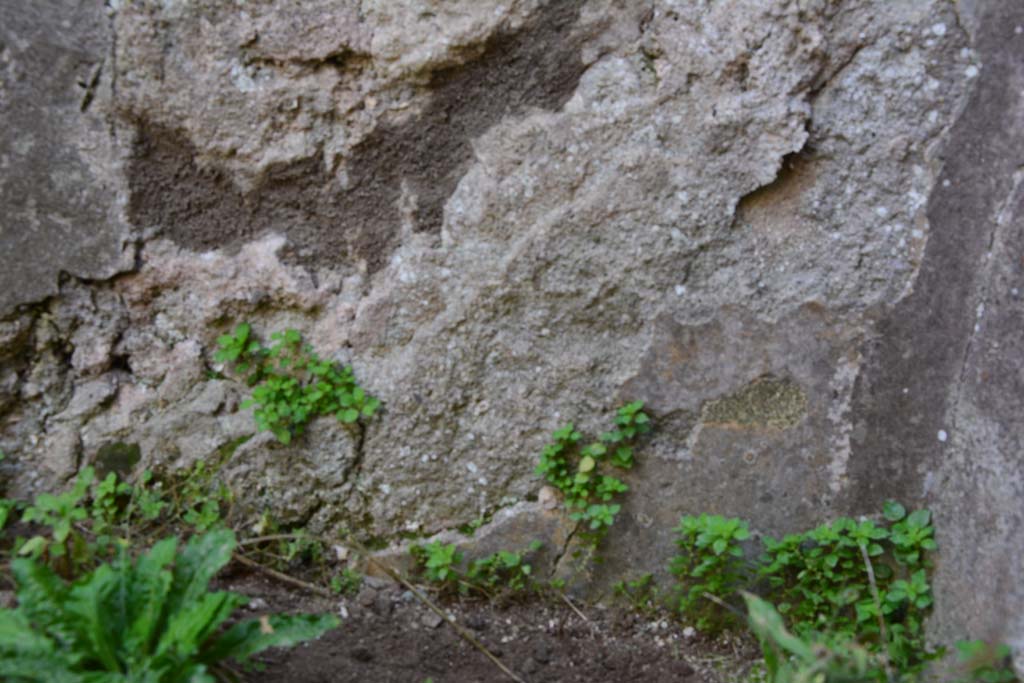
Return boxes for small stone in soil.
[422,612,444,628]
[350,646,374,663]
[356,586,377,608]
[464,612,488,631]
[373,593,394,616]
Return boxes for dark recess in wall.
[126,0,588,274]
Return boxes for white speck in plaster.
[1016,26,1023,35]
[466,462,478,474]
[675,284,687,296]
[876,206,889,217]
[670,228,683,241]
[884,225,893,235]
[932,23,947,37]
[938,430,948,443]
[903,387,909,394]
[965,65,979,79]
[925,78,941,91]
[977,303,985,318]
[1012,288,1020,297]
[943,179,951,188]
[928,111,939,124]
[912,229,924,239]
[898,238,906,248]
[974,323,981,333]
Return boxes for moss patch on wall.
[702,375,807,429]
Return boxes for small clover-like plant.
[410,541,544,597]
[535,401,651,549]
[215,323,381,444]
[466,541,543,593]
[411,541,463,585]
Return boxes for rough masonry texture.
[0,0,1020,666]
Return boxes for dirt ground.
[229,572,758,683]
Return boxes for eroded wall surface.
[0,0,1020,659]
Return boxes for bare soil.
[226,571,754,683]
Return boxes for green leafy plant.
[535,401,651,546]
[953,641,1020,683]
[744,592,889,683]
[409,540,544,598]
[612,573,660,615]
[670,503,943,678]
[466,541,543,593]
[215,324,380,444]
[330,568,363,596]
[17,467,96,576]
[410,541,463,585]
[0,529,338,682]
[670,513,751,631]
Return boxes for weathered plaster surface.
[1,0,1020,662]
[0,0,133,315]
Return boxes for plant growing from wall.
[535,401,650,547]
[214,323,380,444]
[0,529,339,683]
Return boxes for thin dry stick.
[702,591,747,620]
[233,552,334,598]
[559,592,590,623]
[859,543,896,683]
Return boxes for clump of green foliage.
[535,401,650,545]
[670,513,751,631]
[13,463,231,579]
[744,591,890,683]
[743,594,1020,683]
[0,529,338,683]
[670,503,945,678]
[215,323,380,444]
[409,540,543,598]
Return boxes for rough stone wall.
[0,0,1020,664]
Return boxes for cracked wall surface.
[1,0,1020,662]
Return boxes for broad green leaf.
[201,613,339,665]
[883,500,906,521]
[166,530,236,619]
[64,564,122,672]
